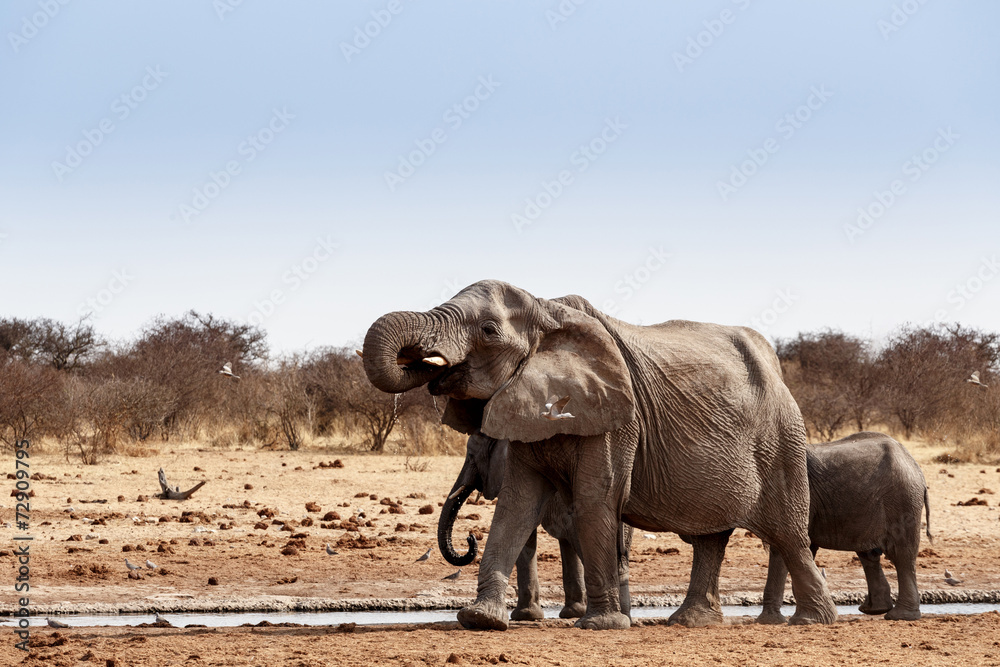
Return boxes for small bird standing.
[218,362,241,380]
[944,568,954,578]
[154,613,171,625]
[325,544,338,556]
[442,569,462,581]
[415,548,432,562]
[944,569,963,585]
[46,618,70,629]
[542,396,574,420]
[967,371,988,388]
[125,558,143,572]
[145,559,157,570]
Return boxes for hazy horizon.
[2,1,997,353]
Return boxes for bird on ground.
[967,371,988,388]
[944,576,963,586]
[643,533,657,540]
[325,544,338,555]
[145,559,157,570]
[443,569,462,581]
[125,558,143,572]
[46,618,70,629]
[218,362,241,380]
[415,548,432,562]
[542,396,574,420]
[154,613,171,625]
[945,568,954,578]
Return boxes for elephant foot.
[574,611,631,630]
[559,602,586,619]
[667,604,723,628]
[788,599,838,626]
[458,602,508,631]
[859,594,893,616]
[884,606,921,621]
[756,609,787,625]
[510,605,544,622]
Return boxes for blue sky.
[2,1,997,352]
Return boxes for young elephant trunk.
[438,464,479,566]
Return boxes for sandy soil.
[3,439,999,665]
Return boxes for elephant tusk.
[422,356,448,367]
[448,485,467,500]
[355,350,364,359]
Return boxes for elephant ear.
[481,300,635,443]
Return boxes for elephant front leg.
[557,538,586,619]
[857,550,894,616]
[458,464,548,631]
[510,530,544,621]
[668,530,733,627]
[758,545,788,624]
[573,508,630,630]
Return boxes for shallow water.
[14,603,1000,628]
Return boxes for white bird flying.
[218,362,241,380]
[542,396,575,420]
[967,371,988,388]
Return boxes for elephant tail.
[924,486,932,543]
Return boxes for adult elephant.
[362,280,836,630]
[438,430,633,620]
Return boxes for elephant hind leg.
[510,531,544,621]
[884,543,921,621]
[857,549,894,616]
[557,538,586,619]
[668,530,733,628]
[766,536,837,625]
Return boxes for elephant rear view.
[760,432,931,623]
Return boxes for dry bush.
[0,356,63,448]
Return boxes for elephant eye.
[481,322,500,337]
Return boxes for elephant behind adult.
[362,280,836,630]
[439,431,633,620]
[759,432,931,623]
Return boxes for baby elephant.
[759,432,930,623]
[438,431,631,621]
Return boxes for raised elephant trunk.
[438,461,479,566]
[362,311,448,394]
